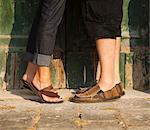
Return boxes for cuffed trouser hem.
[24,52,53,67]
[32,53,53,67]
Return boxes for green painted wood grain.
[122,0,130,32]
[0,0,38,35]
[0,50,6,73]
[120,53,126,88]
[66,52,95,88]
[0,38,27,47]
[0,0,14,34]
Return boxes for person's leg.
[96,39,116,92]
[23,0,66,102]
[31,0,66,102]
[96,37,121,85]
[114,37,121,84]
[96,61,101,82]
[71,0,124,102]
[32,66,62,102]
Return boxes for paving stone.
[0,89,149,130]
[127,126,150,130]
[0,111,35,130]
[121,110,150,127]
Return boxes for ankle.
[39,79,51,84]
[114,73,121,84]
[32,76,50,90]
[114,77,121,84]
[38,67,51,81]
[115,81,121,85]
[40,82,52,89]
[98,81,115,92]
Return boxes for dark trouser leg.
[25,0,66,66]
[25,1,42,62]
[82,0,123,40]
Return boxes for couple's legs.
[23,0,123,102]
[96,37,121,92]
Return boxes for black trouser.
[25,0,66,66]
[82,0,123,40]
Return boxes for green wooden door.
[0,0,38,89]
[0,0,149,90]
[121,0,149,90]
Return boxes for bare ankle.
[115,81,121,84]
[114,73,121,84]
[98,81,115,92]
[38,66,51,84]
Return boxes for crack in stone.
[74,118,93,129]
[114,109,128,130]
[103,107,128,129]
[74,105,93,128]
[26,108,42,130]
[75,105,129,129]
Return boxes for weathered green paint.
[0,50,6,88]
[0,38,27,47]
[128,0,148,38]
[50,59,66,89]
[122,0,130,32]
[12,0,39,35]
[0,0,38,35]
[0,0,14,34]
[0,50,6,73]
[120,53,126,88]
[126,53,133,64]
[15,52,27,81]
[0,0,37,90]
[2,52,27,89]
[0,77,2,88]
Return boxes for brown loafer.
[75,84,101,98]
[115,83,125,96]
[76,83,125,97]
[70,84,122,103]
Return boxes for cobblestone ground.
[0,89,150,130]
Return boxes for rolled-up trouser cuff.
[32,53,53,67]
[24,52,34,62]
